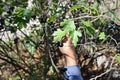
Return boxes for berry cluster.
[55,41,63,47]
[107,21,120,34]
[116,46,120,53]
[39,14,47,23]
[49,22,57,32]
[105,21,120,42]
[0,17,5,30]
[7,6,14,15]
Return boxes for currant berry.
[38,17,42,22]
[65,8,69,12]
[0,17,5,25]
[116,49,120,53]
[14,37,19,44]
[110,21,114,24]
[84,55,89,59]
[55,41,63,47]
[42,16,47,22]
[39,15,47,23]
[116,46,120,50]
[10,6,14,12]
[55,42,59,47]
[52,28,57,31]
[116,46,120,53]
[9,18,13,23]
[108,24,112,29]
[51,24,54,28]
[31,15,36,20]
[7,10,12,15]
[26,40,30,43]
[0,38,2,41]
[39,40,44,44]
[0,25,4,30]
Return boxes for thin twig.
[109,36,118,46]
[91,14,103,22]
[44,23,59,73]
[90,68,112,80]
[71,15,100,20]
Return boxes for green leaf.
[82,20,92,27]
[23,9,31,16]
[14,8,31,21]
[70,5,81,11]
[48,15,57,22]
[52,29,66,42]
[115,56,120,62]
[36,29,44,36]
[70,30,82,46]
[13,8,24,17]
[9,76,21,80]
[61,19,76,32]
[23,9,32,19]
[17,21,26,29]
[26,41,36,54]
[32,7,41,15]
[81,7,88,13]
[86,26,95,36]
[82,21,95,36]
[90,3,100,15]
[99,32,105,40]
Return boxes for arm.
[59,37,83,80]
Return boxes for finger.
[62,36,68,43]
[61,32,69,43]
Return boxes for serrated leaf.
[52,29,66,42]
[70,5,81,11]
[13,8,24,17]
[99,32,105,40]
[115,56,120,62]
[70,30,82,46]
[82,21,95,36]
[61,19,76,32]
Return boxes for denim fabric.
[64,65,83,80]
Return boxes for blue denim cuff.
[64,65,83,80]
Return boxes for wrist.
[65,53,77,66]
[63,48,76,55]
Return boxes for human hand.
[59,35,77,66]
[59,36,76,56]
